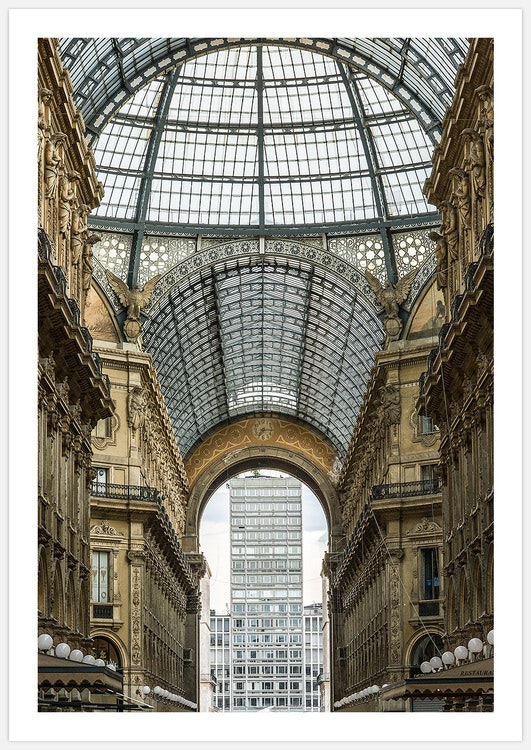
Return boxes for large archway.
[182,415,344,555]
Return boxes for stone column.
[127,549,146,701]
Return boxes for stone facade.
[38,38,113,653]
[89,339,204,710]
[330,327,444,711]
[420,38,494,656]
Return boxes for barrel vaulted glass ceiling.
[57,37,468,458]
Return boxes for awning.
[38,653,155,711]
[381,658,493,701]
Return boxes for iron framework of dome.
[58,37,469,459]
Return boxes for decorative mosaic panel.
[327,235,387,283]
[393,229,435,277]
[92,232,132,280]
[138,236,197,286]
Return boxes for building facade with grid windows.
[209,476,323,711]
[230,476,305,711]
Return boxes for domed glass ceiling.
[56,37,468,459]
[60,39,466,237]
[88,43,439,231]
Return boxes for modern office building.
[209,610,232,712]
[208,477,323,712]
[230,476,305,711]
[303,603,323,712]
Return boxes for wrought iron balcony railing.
[90,482,161,502]
[370,478,441,501]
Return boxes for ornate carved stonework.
[365,268,418,342]
[378,384,401,426]
[91,520,123,537]
[105,270,161,345]
[389,563,401,664]
[406,518,443,536]
[327,457,343,486]
[130,565,142,665]
[185,416,336,488]
[127,386,147,431]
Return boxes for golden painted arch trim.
[185,416,337,490]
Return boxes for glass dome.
[58,38,468,240]
[57,37,468,458]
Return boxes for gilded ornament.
[252,418,275,441]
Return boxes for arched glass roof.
[141,251,383,457]
[56,37,468,459]
[87,44,439,232]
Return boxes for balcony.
[371,478,441,501]
[90,483,161,503]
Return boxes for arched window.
[91,635,123,671]
[409,633,444,677]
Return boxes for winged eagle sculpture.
[365,268,417,342]
[105,269,161,344]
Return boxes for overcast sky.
[199,472,328,611]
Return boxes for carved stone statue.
[440,200,459,261]
[328,457,343,486]
[476,85,494,161]
[44,132,67,199]
[82,234,101,291]
[476,84,494,222]
[127,386,147,431]
[428,230,448,289]
[105,270,161,344]
[71,203,90,265]
[378,384,401,426]
[365,268,417,341]
[462,129,486,199]
[449,167,471,230]
[38,87,52,167]
[59,171,79,236]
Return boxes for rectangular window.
[91,468,108,490]
[420,547,440,615]
[421,463,439,491]
[418,415,438,434]
[93,417,112,438]
[91,550,110,602]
